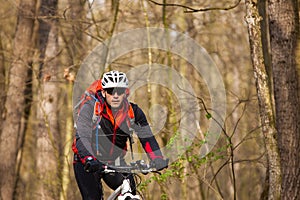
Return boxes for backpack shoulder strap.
[127,103,135,130]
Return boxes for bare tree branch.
[147,0,242,13]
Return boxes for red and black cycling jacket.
[72,96,163,164]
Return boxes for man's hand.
[84,157,102,173]
[153,158,169,171]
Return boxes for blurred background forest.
[0,0,299,200]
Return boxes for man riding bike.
[72,70,168,200]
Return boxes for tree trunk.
[0,32,5,132]
[267,0,300,199]
[67,0,86,70]
[60,1,87,199]
[0,0,36,199]
[35,0,60,199]
[245,1,282,199]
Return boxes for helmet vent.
[101,70,129,89]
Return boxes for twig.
[147,0,242,13]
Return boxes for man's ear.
[125,88,130,97]
[101,90,106,98]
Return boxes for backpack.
[73,79,136,159]
[73,80,105,126]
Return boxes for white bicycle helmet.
[101,70,129,88]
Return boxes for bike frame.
[103,160,156,200]
[106,178,140,200]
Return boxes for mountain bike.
[102,160,162,200]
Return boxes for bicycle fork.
[107,179,141,200]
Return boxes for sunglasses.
[105,88,126,95]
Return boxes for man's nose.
[113,92,119,97]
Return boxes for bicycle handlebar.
[103,160,157,174]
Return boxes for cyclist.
[72,70,168,200]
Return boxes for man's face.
[101,88,126,109]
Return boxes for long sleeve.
[131,103,163,160]
[74,99,97,160]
